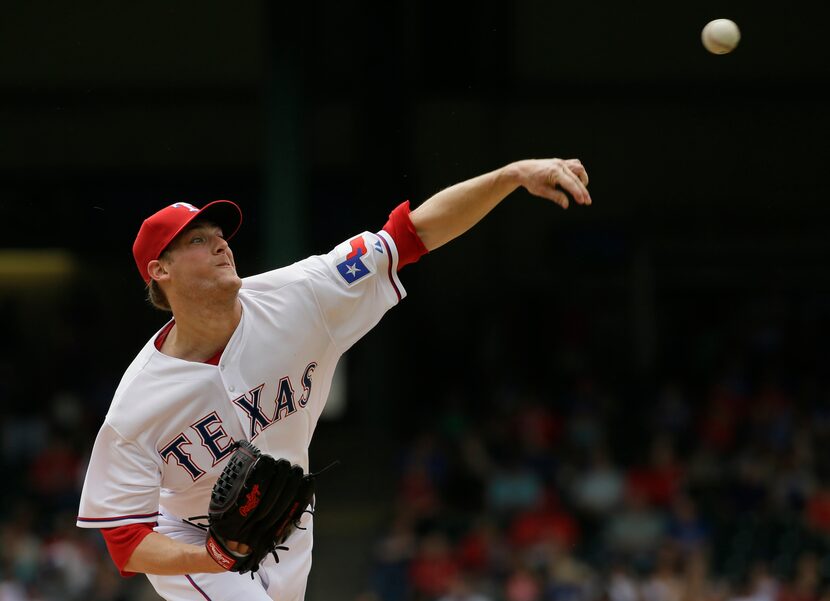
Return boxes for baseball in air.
[702,19,741,54]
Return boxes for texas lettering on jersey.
[158,361,318,481]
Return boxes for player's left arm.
[409,158,591,251]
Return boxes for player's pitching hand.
[516,158,591,209]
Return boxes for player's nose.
[214,235,230,253]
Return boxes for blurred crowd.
[0,290,155,601]
[360,305,830,601]
[0,392,152,600]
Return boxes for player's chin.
[210,270,242,294]
[222,274,243,292]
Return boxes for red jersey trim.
[382,200,428,270]
[155,322,223,365]
[378,234,401,302]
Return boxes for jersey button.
[228,385,235,392]
[220,365,225,371]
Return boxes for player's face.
[162,222,242,299]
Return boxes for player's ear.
[147,259,170,282]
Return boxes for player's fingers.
[546,188,569,209]
[561,169,591,205]
[549,164,591,206]
[529,177,569,208]
[227,541,251,554]
[565,159,589,187]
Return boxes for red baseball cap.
[132,201,243,283]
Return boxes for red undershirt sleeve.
[382,201,428,270]
[100,522,155,577]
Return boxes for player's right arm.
[123,532,227,575]
[409,158,591,251]
[79,421,238,575]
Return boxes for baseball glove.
[202,440,316,574]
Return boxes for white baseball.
[702,19,741,54]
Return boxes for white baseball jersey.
[77,229,405,601]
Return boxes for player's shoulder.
[99,343,159,437]
[105,328,190,423]
[113,335,159,392]
[240,259,316,293]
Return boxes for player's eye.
[191,236,204,244]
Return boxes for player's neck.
[163,299,242,362]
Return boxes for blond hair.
[147,280,172,312]
[146,248,173,312]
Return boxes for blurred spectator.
[398,462,443,522]
[666,494,710,555]
[569,446,624,517]
[543,540,599,601]
[504,564,542,601]
[749,379,794,453]
[640,546,684,601]
[408,531,459,600]
[436,573,493,601]
[514,401,562,453]
[804,484,830,535]
[456,517,510,579]
[729,447,774,514]
[771,438,816,513]
[0,507,41,587]
[28,433,83,513]
[371,510,418,601]
[1,415,48,465]
[87,558,131,601]
[626,437,684,508]
[40,515,98,598]
[0,580,27,601]
[606,561,640,601]
[397,433,449,523]
[698,380,746,454]
[680,549,725,601]
[603,487,666,566]
[513,401,562,481]
[777,554,820,601]
[487,456,545,515]
[508,490,580,551]
[564,387,605,453]
[726,561,779,601]
[49,391,85,436]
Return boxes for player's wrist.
[200,542,236,573]
[498,161,526,191]
[206,532,250,571]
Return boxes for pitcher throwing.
[76,158,591,600]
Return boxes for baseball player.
[76,158,591,601]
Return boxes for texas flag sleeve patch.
[335,235,372,285]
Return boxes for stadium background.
[2,1,830,600]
